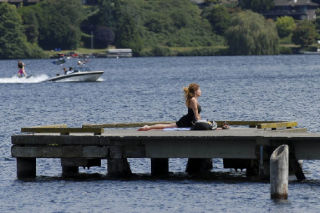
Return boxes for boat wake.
[97,77,104,82]
[0,74,49,84]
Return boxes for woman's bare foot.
[138,125,151,131]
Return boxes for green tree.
[94,26,115,48]
[81,0,120,48]
[115,13,143,55]
[124,0,220,48]
[19,7,39,44]
[239,0,274,12]
[315,8,320,34]
[96,0,118,29]
[35,0,85,50]
[276,16,296,38]
[292,20,317,48]
[0,3,44,59]
[82,0,221,52]
[225,11,279,55]
[202,4,231,35]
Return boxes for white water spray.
[0,74,49,84]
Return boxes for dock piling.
[293,160,305,181]
[62,165,79,178]
[17,157,36,179]
[151,158,169,176]
[186,158,213,175]
[270,145,289,199]
[288,144,305,181]
[61,158,79,177]
[107,158,132,177]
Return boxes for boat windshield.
[73,66,91,72]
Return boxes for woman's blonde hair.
[183,83,199,107]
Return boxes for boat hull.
[47,71,104,82]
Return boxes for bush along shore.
[0,0,319,59]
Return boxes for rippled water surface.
[1,55,320,212]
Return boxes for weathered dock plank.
[21,127,104,135]
[258,122,298,130]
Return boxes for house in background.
[263,0,320,20]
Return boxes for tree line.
[0,0,319,59]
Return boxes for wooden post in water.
[107,158,132,177]
[270,145,289,199]
[17,157,36,179]
[61,158,79,178]
[186,158,213,175]
[62,166,79,178]
[151,158,169,176]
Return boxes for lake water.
[1,55,320,212]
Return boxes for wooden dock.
[11,121,319,180]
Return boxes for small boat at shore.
[46,67,104,82]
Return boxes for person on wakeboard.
[17,61,27,78]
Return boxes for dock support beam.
[186,158,213,175]
[107,158,132,177]
[17,157,36,179]
[151,158,169,176]
[270,145,289,199]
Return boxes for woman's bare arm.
[189,98,200,121]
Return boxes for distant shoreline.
[44,45,305,59]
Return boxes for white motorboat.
[47,67,104,82]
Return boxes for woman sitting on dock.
[138,83,202,131]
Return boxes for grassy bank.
[44,46,229,58]
[140,45,228,57]
[44,48,109,58]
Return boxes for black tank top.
[187,105,201,119]
[176,104,201,128]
